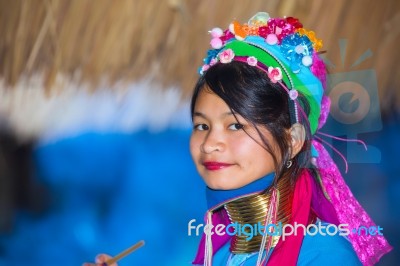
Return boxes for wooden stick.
[105,240,145,265]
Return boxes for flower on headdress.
[220,29,235,43]
[247,25,259,36]
[258,26,269,38]
[280,33,314,73]
[219,49,235,63]
[229,21,248,40]
[285,17,303,29]
[209,58,218,66]
[267,67,283,83]
[199,64,210,75]
[266,18,296,43]
[289,89,298,100]
[203,49,220,65]
[247,56,258,66]
[296,28,323,51]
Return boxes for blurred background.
[0,0,399,265]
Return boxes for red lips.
[203,161,233,171]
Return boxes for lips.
[202,161,234,171]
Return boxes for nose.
[201,129,224,153]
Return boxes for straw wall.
[1,0,399,106]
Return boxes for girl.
[190,12,391,266]
[85,12,391,266]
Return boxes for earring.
[286,160,293,168]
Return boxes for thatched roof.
[1,0,399,110]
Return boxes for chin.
[204,179,240,190]
[207,183,226,190]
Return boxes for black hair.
[190,61,313,186]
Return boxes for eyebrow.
[193,111,235,119]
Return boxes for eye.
[194,124,209,131]
[228,123,244,130]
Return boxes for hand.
[82,254,118,266]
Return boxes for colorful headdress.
[199,12,326,135]
[194,12,392,266]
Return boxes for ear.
[289,123,305,159]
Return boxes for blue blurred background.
[0,127,207,265]
[0,113,399,265]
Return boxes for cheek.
[234,138,273,166]
[230,137,259,158]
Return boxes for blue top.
[211,221,362,266]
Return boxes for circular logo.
[329,81,370,125]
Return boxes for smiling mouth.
[202,161,234,171]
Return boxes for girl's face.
[190,88,277,190]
